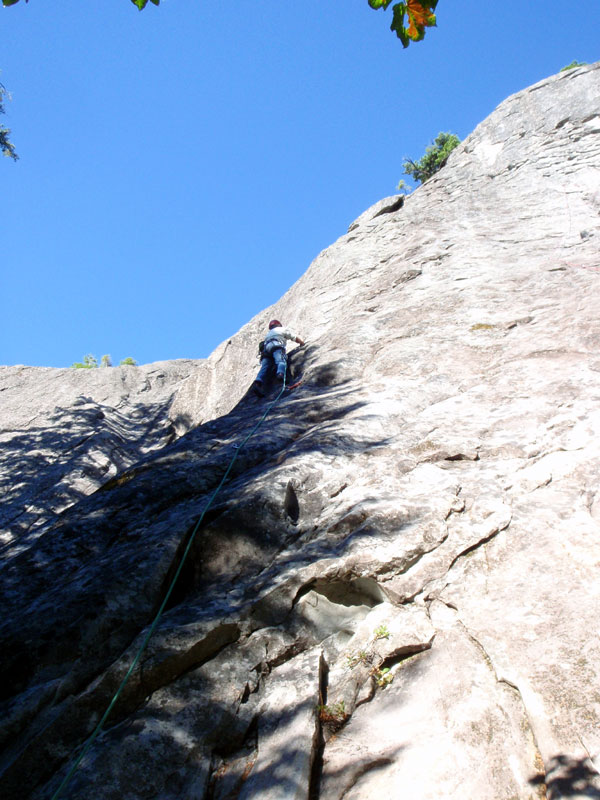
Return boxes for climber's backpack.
[258,340,265,360]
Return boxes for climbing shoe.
[251,380,264,397]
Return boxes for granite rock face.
[0,360,202,553]
[1,64,600,800]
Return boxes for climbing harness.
[51,373,288,800]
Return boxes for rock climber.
[252,319,305,396]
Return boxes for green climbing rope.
[51,374,288,800]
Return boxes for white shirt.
[264,326,298,347]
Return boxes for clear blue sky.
[2,1,599,367]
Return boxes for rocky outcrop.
[1,63,600,800]
[0,360,202,551]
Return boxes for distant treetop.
[71,354,98,370]
[402,131,460,186]
[71,354,138,368]
[560,61,589,72]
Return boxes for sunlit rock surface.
[1,63,599,800]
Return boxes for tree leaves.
[371,0,438,48]
[0,83,18,160]
[1,0,160,5]
[402,131,460,184]
[2,0,437,49]
[0,125,17,159]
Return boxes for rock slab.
[1,64,600,800]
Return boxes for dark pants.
[255,346,287,384]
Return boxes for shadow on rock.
[0,397,178,553]
[530,754,600,799]
[0,353,393,798]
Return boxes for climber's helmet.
[268,319,282,330]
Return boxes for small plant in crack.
[372,666,394,688]
[318,700,347,723]
[374,624,390,640]
[346,649,371,669]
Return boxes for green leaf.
[389,1,438,47]
[391,4,410,47]
[3,0,23,6]
[368,0,394,8]
[132,0,148,9]
[408,0,437,40]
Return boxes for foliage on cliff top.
[560,60,589,72]
[402,131,460,185]
[71,354,137,368]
